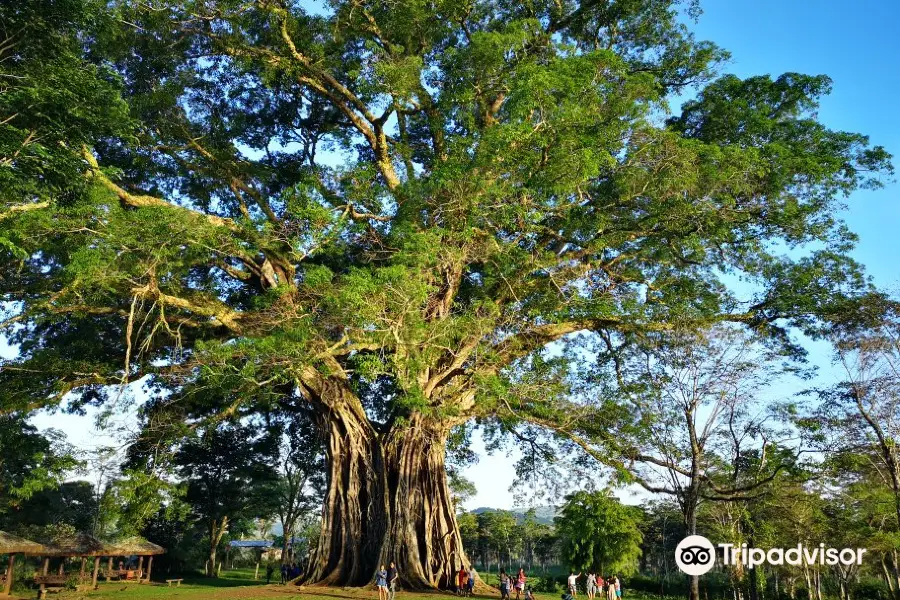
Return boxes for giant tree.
[0,0,893,589]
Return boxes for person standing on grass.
[500,570,510,600]
[515,568,526,600]
[376,564,389,600]
[586,572,596,600]
[387,561,399,600]
[467,565,476,597]
[613,576,621,599]
[457,565,469,596]
[605,577,616,600]
[567,572,581,596]
[266,563,274,584]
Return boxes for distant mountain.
[468,505,558,525]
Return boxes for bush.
[626,573,733,598]
[854,578,890,600]
[534,576,565,593]
[65,574,80,590]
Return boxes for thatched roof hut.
[40,532,112,557]
[108,537,166,556]
[0,531,44,555]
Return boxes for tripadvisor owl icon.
[676,535,716,576]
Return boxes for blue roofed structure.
[228,540,274,548]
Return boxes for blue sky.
[15,0,900,511]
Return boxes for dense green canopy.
[2,0,891,416]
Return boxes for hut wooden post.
[91,557,100,590]
[144,556,153,584]
[106,557,113,581]
[137,556,144,579]
[80,557,86,579]
[3,554,14,595]
[57,560,64,576]
[39,557,49,598]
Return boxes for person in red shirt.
[457,566,469,596]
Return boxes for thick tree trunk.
[281,532,291,567]
[300,392,473,589]
[382,415,471,589]
[302,392,389,586]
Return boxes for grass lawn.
[5,569,669,600]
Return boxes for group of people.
[270,560,625,600]
[279,562,302,584]
[498,568,531,600]
[456,565,479,596]
[375,563,535,600]
[370,564,619,600]
[566,572,622,600]
[375,561,401,600]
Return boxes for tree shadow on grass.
[174,573,270,588]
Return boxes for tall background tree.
[598,326,802,600]
[556,490,643,576]
[174,421,279,576]
[819,317,900,533]
[0,0,893,590]
[271,408,325,567]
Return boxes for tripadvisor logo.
[675,536,868,577]
[675,536,716,576]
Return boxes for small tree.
[490,511,521,569]
[637,500,685,583]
